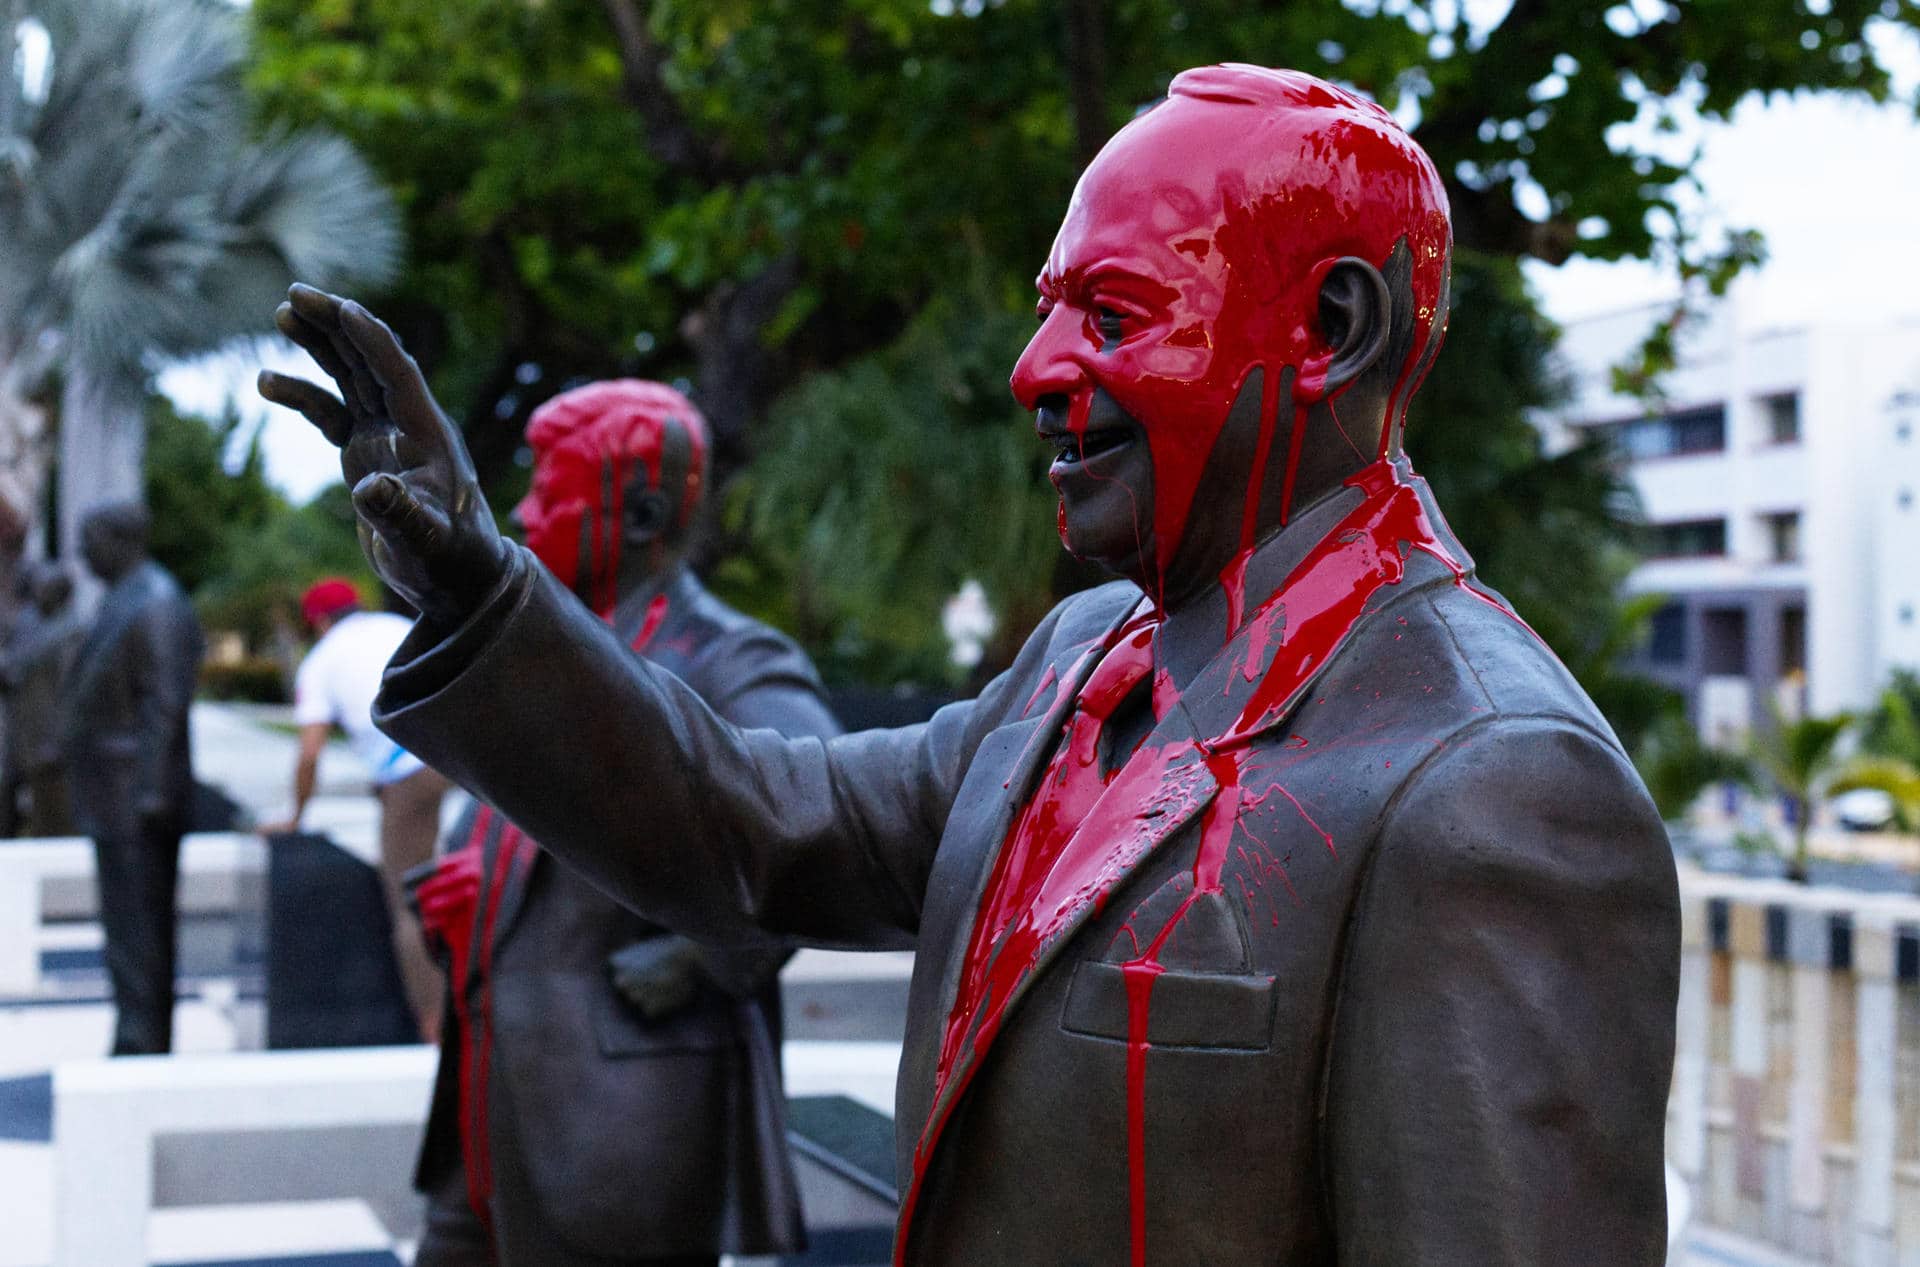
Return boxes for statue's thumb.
[352,472,447,561]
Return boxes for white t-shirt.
[292,610,424,786]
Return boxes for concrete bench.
[51,1038,905,1267]
[0,831,265,996]
[52,1044,436,1267]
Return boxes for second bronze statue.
[409,380,840,1267]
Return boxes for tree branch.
[1063,0,1108,166]
[601,0,732,180]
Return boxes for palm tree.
[0,0,398,566]
[1752,710,1854,884]
[1831,673,1920,831]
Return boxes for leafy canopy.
[245,0,1920,684]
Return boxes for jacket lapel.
[903,602,1229,1218]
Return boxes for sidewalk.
[192,702,383,863]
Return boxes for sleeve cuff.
[374,546,536,719]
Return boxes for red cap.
[300,577,360,626]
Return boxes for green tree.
[1753,711,1854,883]
[248,0,1920,479]
[194,484,374,652]
[141,395,373,666]
[1831,672,1920,830]
[246,0,1920,683]
[719,288,1058,683]
[0,0,398,564]
[143,397,284,596]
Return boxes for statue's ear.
[1317,256,1392,394]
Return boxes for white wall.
[1552,300,1920,716]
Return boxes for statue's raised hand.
[258,285,511,628]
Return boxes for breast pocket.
[1061,960,1278,1052]
[1059,878,1277,1052]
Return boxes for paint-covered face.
[1009,65,1449,602]
[513,380,708,614]
[515,444,604,594]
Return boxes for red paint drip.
[630,591,670,652]
[1218,459,1519,747]
[1122,959,1163,1267]
[1022,664,1060,718]
[448,805,493,1224]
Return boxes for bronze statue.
[408,380,838,1267]
[263,65,1679,1265]
[0,560,83,836]
[64,502,204,1055]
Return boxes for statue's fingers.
[285,286,381,415]
[274,305,358,401]
[352,470,451,563]
[338,300,455,457]
[256,370,354,448]
[285,283,347,329]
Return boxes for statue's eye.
[1036,302,1054,324]
[1097,308,1127,343]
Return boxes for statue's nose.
[1010,308,1090,411]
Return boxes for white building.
[1547,298,1920,741]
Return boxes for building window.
[1762,511,1801,563]
[1760,393,1801,444]
[1702,607,1748,675]
[1602,404,1728,460]
[1900,489,1914,511]
[1644,518,1727,558]
[1780,605,1806,674]
[1903,605,1916,626]
[1648,603,1686,665]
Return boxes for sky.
[160,26,1920,504]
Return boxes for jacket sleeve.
[376,546,1056,951]
[129,589,201,812]
[648,621,850,996]
[1324,717,1679,1266]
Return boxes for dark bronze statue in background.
[64,502,203,1055]
[1,561,83,836]
[264,65,1680,1265]
[409,380,838,1267]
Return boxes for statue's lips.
[1040,423,1137,475]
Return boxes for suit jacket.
[414,568,839,1258]
[381,474,1680,1266]
[65,561,202,838]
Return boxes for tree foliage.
[717,288,1059,684]
[245,0,1920,684]
[144,398,281,597]
[143,398,372,648]
[1753,709,1855,882]
[1,0,399,558]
